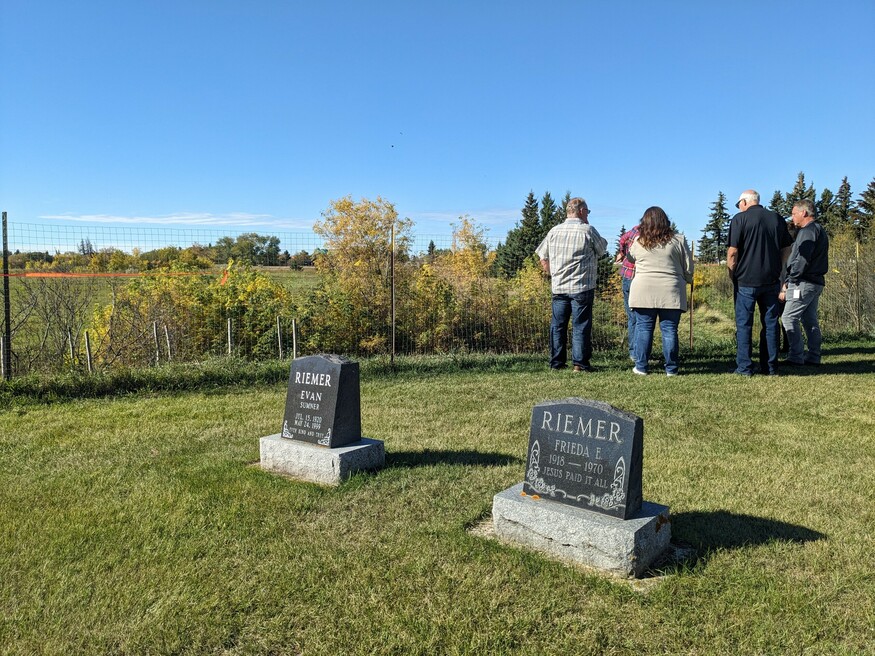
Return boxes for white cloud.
[39,212,317,230]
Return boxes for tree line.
[698,173,875,263]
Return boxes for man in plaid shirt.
[615,224,640,361]
[535,197,608,371]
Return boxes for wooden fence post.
[152,321,160,365]
[164,324,172,362]
[85,330,93,374]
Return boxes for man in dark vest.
[727,189,793,376]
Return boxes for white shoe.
[632,367,647,376]
[666,372,678,377]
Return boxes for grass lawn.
[1,340,874,654]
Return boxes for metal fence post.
[277,315,283,359]
[390,222,396,367]
[2,211,11,380]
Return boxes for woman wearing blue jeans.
[627,207,694,376]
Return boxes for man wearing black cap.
[726,189,793,376]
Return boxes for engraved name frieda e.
[281,354,361,448]
[522,398,643,519]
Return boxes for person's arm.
[590,228,608,257]
[727,246,739,279]
[540,258,550,276]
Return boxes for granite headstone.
[522,398,643,519]
[281,354,361,448]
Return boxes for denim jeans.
[781,281,824,364]
[621,276,637,359]
[735,283,781,375]
[632,308,681,374]
[550,290,595,369]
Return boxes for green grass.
[1,341,874,654]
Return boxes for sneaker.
[632,367,647,376]
[666,372,678,377]
[573,365,596,373]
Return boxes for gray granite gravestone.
[522,398,642,519]
[280,354,361,448]
[493,398,670,577]
[260,354,384,485]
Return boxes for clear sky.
[2,0,873,249]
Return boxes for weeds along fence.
[1,220,873,378]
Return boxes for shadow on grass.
[655,509,826,574]
[386,449,523,469]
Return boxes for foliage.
[494,191,542,277]
[302,196,413,355]
[87,262,294,367]
[699,191,730,263]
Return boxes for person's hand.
[778,290,786,302]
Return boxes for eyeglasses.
[735,198,746,209]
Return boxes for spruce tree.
[700,191,730,263]
[816,188,838,233]
[494,191,541,277]
[836,176,855,233]
[852,177,875,241]
[786,171,816,209]
[768,190,789,217]
[616,225,627,253]
[538,191,559,242]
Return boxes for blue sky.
[1,0,873,249]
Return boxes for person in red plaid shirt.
[614,224,640,361]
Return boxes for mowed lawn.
[1,341,874,655]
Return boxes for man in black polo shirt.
[781,198,829,366]
[727,189,793,376]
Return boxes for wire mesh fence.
[2,221,873,378]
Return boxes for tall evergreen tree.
[538,191,559,241]
[768,190,789,217]
[816,188,838,232]
[494,191,541,277]
[699,191,730,263]
[852,177,875,241]
[836,176,855,232]
[615,225,627,253]
[786,171,816,209]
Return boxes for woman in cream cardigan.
[627,206,694,376]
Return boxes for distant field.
[255,265,321,296]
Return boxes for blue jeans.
[781,281,824,364]
[622,276,637,359]
[735,283,781,375]
[550,290,594,369]
[632,308,681,374]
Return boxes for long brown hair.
[637,206,674,249]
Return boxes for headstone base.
[492,483,671,578]
[259,434,384,485]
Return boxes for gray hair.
[566,197,587,217]
[794,198,816,218]
[740,190,760,205]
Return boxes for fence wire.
[2,222,873,377]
